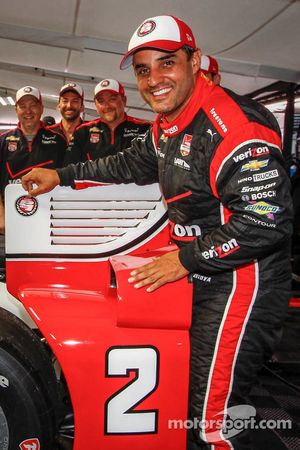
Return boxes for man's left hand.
[128,250,189,292]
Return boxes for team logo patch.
[19,438,40,450]
[90,133,100,144]
[138,20,156,37]
[241,159,269,172]
[244,201,281,220]
[180,134,192,156]
[100,79,110,88]
[8,141,17,152]
[16,196,38,216]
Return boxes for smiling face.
[16,95,43,134]
[133,48,201,121]
[94,91,126,127]
[58,91,83,122]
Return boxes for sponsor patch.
[233,146,270,163]
[241,159,269,172]
[19,438,40,450]
[180,134,192,156]
[16,196,38,216]
[8,141,17,152]
[138,20,156,37]
[201,238,240,260]
[244,201,280,220]
[174,157,190,170]
[90,133,100,144]
[253,169,279,182]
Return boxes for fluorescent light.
[6,96,15,106]
[0,97,7,106]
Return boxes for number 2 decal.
[105,345,159,434]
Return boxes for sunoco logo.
[245,201,280,220]
[15,196,38,216]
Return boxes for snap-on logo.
[201,238,240,260]
[15,196,38,216]
[19,438,40,450]
[138,20,156,36]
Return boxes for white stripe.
[215,139,281,183]
[152,130,158,156]
[220,261,259,447]
[201,270,237,445]
[74,180,112,186]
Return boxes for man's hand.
[128,250,189,292]
[22,168,60,197]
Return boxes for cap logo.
[186,33,193,42]
[68,82,76,87]
[100,80,110,87]
[23,87,32,93]
[137,20,156,37]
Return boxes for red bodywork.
[6,223,193,449]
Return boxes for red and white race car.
[0,183,192,450]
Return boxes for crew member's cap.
[200,55,219,75]
[16,86,42,103]
[60,82,84,98]
[94,79,125,97]
[120,15,196,70]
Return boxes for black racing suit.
[63,114,151,164]
[57,73,293,449]
[0,122,67,198]
[47,118,84,142]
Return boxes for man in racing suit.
[22,16,293,449]
[48,82,85,144]
[0,86,67,234]
[63,78,151,164]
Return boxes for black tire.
[0,347,54,449]
[0,307,61,449]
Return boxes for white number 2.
[105,345,159,434]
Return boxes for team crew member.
[63,78,151,164]
[22,16,292,449]
[48,82,85,143]
[200,55,221,85]
[0,86,67,234]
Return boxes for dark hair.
[43,116,56,126]
[182,45,196,61]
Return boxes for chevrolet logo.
[241,159,269,172]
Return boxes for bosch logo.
[138,20,156,36]
[16,196,38,216]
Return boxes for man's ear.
[122,95,127,107]
[192,49,201,74]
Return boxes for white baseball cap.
[200,55,219,75]
[60,82,84,99]
[94,79,125,97]
[120,15,196,70]
[16,86,42,103]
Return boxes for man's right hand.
[22,168,60,197]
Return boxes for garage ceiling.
[0,0,299,125]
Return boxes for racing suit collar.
[157,72,214,137]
